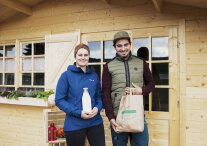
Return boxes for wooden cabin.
[0,0,207,145]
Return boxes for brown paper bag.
[116,88,144,133]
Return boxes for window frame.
[0,43,16,88]
[82,27,178,120]
[19,41,45,88]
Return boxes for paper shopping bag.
[116,88,144,133]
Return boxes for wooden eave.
[152,0,164,12]
[0,0,32,16]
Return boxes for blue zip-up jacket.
[55,64,103,131]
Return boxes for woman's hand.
[88,107,98,118]
[81,111,90,119]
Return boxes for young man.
[102,31,154,146]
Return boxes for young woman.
[55,43,105,146]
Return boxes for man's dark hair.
[137,47,149,60]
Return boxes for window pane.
[22,58,32,71]
[5,73,14,85]
[0,46,3,57]
[132,38,149,57]
[17,87,44,92]
[88,65,101,80]
[0,73,2,85]
[34,43,45,55]
[152,37,168,60]
[22,44,32,56]
[34,57,44,71]
[0,59,3,72]
[22,73,31,85]
[0,87,15,92]
[104,41,116,62]
[5,59,15,72]
[88,42,101,62]
[152,88,169,111]
[33,73,44,85]
[152,63,169,85]
[5,45,15,57]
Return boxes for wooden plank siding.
[0,104,49,146]
[185,18,207,146]
[0,0,206,146]
[0,0,206,40]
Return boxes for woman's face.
[75,48,89,67]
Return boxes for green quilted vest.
[108,55,143,116]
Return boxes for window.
[88,42,102,79]
[88,40,116,80]
[85,33,170,112]
[103,41,116,62]
[134,37,169,112]
[20,42,45,87]
[0,44,15,91]
[88,41,101,63]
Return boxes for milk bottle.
[82,88,92,113]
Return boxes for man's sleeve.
[142,61,155,95]
[102,64,115,121]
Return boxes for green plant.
[24,90,40,97]
[6,91,18,100]
[36,90,54,101]
[16,90,26,97]
[0,90,9,97]
[29,90,40,97]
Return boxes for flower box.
[0,97,49,107]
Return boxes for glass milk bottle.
[82,88,92,113]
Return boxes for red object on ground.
[48,123,57,141]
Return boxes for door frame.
[81,25,181,146]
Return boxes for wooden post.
[179,19,186,146]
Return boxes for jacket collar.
[67,63,92,74]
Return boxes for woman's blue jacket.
[55,65,103,131]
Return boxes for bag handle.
[129,88,133,96]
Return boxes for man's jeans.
[111,120,149,146]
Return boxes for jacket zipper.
[124,60,130,87]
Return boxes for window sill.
[0,97,49,107]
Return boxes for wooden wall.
[185,19,207,146]
[0,104,48,146]
[0,0,207,146]
[0,0,206,41]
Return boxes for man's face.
[114,39,131,58]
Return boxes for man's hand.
[88,107,98,118]
[110,119,119,133]
[131,82,142,95]
[125,82,142,95]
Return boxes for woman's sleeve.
[55,72,81,118]
[94,75,103,112]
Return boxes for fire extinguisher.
[48,123,57,141]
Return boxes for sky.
[88,37,168,60]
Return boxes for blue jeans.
[111,120,149,146]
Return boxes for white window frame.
[0,43,16,89]
[19,40,45,88]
